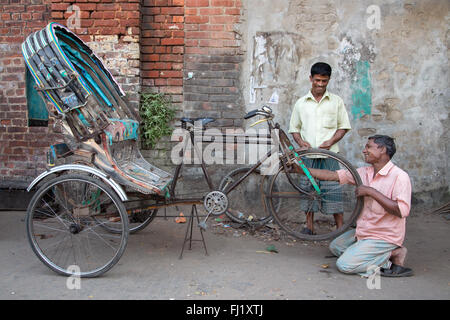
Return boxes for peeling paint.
[351,60,372,120]
[241,0,449,199]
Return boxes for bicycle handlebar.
[244,109,258,119]
[244,105,273,119]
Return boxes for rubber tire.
[267,148,363,241]
[26,174,129,277]
[219,167,274,227]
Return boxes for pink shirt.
[337,161,412,247]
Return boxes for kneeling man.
[305,135,413,277]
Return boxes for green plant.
[139,92,175,149]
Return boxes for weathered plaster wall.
[240,0,449,203]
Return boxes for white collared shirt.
[289,90,351,153]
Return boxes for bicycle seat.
[180,117,215,126]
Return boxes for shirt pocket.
[322,115,337,128]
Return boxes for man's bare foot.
[334,213,343,230]
[390,247,408,266]
[305,212,314,234]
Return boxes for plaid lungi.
[299,157,343,214]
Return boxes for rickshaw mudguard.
[27,164,128,202]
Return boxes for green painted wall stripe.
[351,60,372,119]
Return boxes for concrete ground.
[0,206,448,300]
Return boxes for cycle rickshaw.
[23,23,363,277]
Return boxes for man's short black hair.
[369,135,397,159]
[311,62,332,77]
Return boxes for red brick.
[154,78,168,86]
[159,70,182,78]
[186,31,210,39]
[154,46,170,53]
[199,24,224,31]
[171,46,184,54]
[225,8,241,15]
[141,46,155,54]
[147,54,161,62]
[141,62,172,70]
[94,20,119,27]
[141,70,160,78]
[159,86,183,94]
[211,0,234,7]
[161,23,183,30]
[185,15,209,24]
[168,78,183,86]
[28,5,48,12]
[185,0,209,7]
[199,39,223,47]
[160,54,183,62]
[3,5,25,13]
[51,11,64,19]
[51,3,69,11]
[126,11,140,19]
[199,8,223,15]
[121,3,140,11]
[210,15,239,24]
[161,7,184,15]
[7,127,27,133]
[185,39,198,46]
[161,38,184,45]
[142,7,160,15]
[172,16,184,23]
[185,8,197,15]
[9,141,28,148]
[96,3,120,11]
[141,38,161,46]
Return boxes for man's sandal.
[380,263,414,277]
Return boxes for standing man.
[289,62,352,235]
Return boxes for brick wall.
[50,0,142,111]
[140,0,244,120]
[0,0,52,188]
[140,0,244,171]
[1,0,245,188]
[141,0,184,106]
[0,0,143,188]
[140,0,185,169]
[184,0,243,127]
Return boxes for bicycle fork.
[288,146,321,195]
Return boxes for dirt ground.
[0,205,448,300]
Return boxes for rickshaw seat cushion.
[104,118,139,145]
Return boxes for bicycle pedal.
[198,221,208,230]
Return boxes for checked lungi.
[299,157,343,214]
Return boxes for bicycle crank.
[199,191,228,230]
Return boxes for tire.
[267,148,363,241]
[47,169,156,234]
[219,167,277,227]
[26,174,129,277]
[125,205,158,234]
[101,199,159,234]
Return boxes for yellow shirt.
[288,90,351,153]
